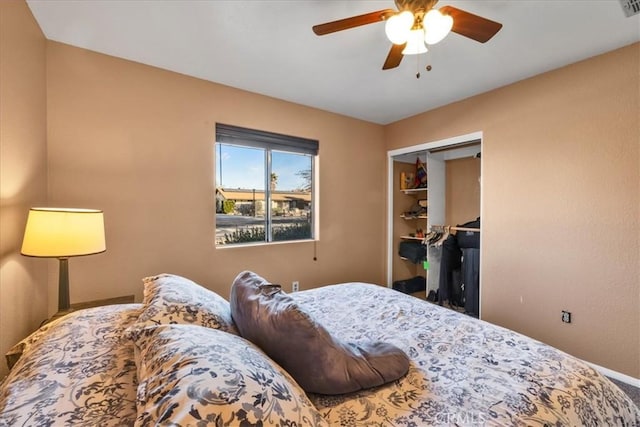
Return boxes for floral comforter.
[291,283,639,426]
[0,282,637,427]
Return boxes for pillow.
[131,274,237,335]
[5,303,142,370]
[229,271,410,395]
[5,318,61,370]
[0,305,142,426]
[132,324,329,427]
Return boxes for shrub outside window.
[215,124,317,246]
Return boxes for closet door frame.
[386,131,484,316]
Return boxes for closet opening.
[387,132,483,318]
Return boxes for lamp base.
[58,257,70,311]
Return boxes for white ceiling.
[27,0,639,125]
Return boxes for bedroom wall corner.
[0,0,49,379]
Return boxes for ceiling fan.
[312,0,503,70]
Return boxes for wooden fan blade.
[382,43,406,70]
[313,9,395,35]
[439,5,502,43]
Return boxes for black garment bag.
[456,217,480,249]
[438,235,463,307]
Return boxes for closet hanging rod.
[428,139,481,154]
[430,225,480,233]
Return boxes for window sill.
[215,238,316,249]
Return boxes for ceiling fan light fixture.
[402,28,428,55]
[311,3,503,71]
[423,9,453,45]
[385,10,414,44]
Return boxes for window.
[215,123,318,246]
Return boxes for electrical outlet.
[561,310,571,323]
[292,281,299,292]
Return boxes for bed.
[1,272,638,426]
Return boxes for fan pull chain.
[415,50,433,79]
[425,48,432,73]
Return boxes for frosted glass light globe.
[385,11,414,45]
[402,28,428,55]
[424,9,453,45]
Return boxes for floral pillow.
[132,324,329,427]
[5,315,66,370]
[0,305,142,426]
[130,273,237,336]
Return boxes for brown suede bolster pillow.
[230,271,410,395]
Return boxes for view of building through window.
[215,143,314,245]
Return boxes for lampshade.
[385,11,414,44]
[402,28,428,55]
[21,208,106,258]
[423,9,453,45]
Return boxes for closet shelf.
[430,225,480,233]
[400,214,428,220]
[401,187,427,194]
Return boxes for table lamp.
[21,208,106,311]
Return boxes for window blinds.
[216,123,318,156]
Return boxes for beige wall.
[0,1,48,378]
[445,157,481,226]
[44,42,387,312]
[386,43,640,378]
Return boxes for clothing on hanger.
[423,229,449,247]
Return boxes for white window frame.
[215,123,318,247]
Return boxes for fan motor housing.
[395,0,438,13]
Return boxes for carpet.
[609,377,640,410]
